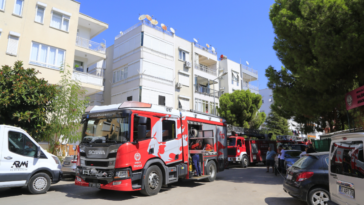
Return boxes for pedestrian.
[192,154,201,176]
[278,145,286,174]
[266,146,276,173]
[300,147,308,158]
[306,144,316,153]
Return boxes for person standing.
[306,144,316,153]
[266,147,276,173]
[278,145,286,174]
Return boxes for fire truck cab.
[75,102,228,196]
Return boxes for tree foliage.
[218,90,265,128]
[45,69,89,154]
[0,61,58,137]
[267,0,364,131]
[265,111,290,137]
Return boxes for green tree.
[249,112,267,130]
[45,68,89,154]
[265,111,290,139]
[0,61,58,137]
[218,89,265,128]
[267,0,364,131]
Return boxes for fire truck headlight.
[115,170,130,179]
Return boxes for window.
[8,131,37,157]
[30,42,65,70]
[162,120,176,141]
[6,34,19,56]
[159,95,166,106]
[35,5,45,24]
[195,98,209,113]
[232,72,239,85]
[178,72,189,86]
[51,12,70,32]
[0,0,5,11]
[13,0,23,16]
[179,98,189,110]
[331,141,364,178]
[127,96,132,101]
[237,139,242,147]
[133,115,151,140]
[112,67,128,83]
[179,49,189,61]
[74,60,83,72]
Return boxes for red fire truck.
[75,102,228,196]
[227,126,276,167]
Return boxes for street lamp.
[213,72,228,115]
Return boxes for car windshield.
[285,151,302,158]
[292,156,316,169]
[82,117,130,143]
[228,138,236,146]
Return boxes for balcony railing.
[194,43,217,55]
[115,20,173,40]
[195,63,217,76]
[73,71,103,86]
[76,36,106,54]
[241,64,258,75]
[195,84,218,97]
[242,83,259,92]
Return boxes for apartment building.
[219,56,259,95]
[0,0,108,98]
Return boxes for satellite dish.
[246,61,249,66]
[146,15,152,21]
[119,31,123,35]
[206,44,210,48]
[151,19,158,25]
[161,23,167,31]
[170,27,175,34]
[193,38,198,43]
[211,47,215,52]
[138,15,146,21]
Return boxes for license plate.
[64,162,70,165]
[83,170,90,175]
[339,186,355,199]
[233,158,236,162]
[286,175,293,180]
[89,183,100,188]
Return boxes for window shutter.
[178,73,189,86]
[159,96,165,106]
[7,35,19,55]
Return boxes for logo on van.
[12,161,28,168]
[88,150,105,155]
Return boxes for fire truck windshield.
[82,117,130,144]
[228,138,236,146]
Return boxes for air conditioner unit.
[185,61,191,68]
[220,87,225,91]
[176,82,182,88]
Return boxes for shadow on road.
[265,197,306,205]
[216,166,285,185]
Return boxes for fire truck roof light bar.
[118,101,152,109]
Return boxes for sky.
[77,0,282,90]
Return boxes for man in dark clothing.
[192,154,201,176]
[306,144,316,153]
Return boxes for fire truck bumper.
[75,177,137,192]
[228,156,241,162]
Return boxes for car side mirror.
[35,146,41,158]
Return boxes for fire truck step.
[132,184,141,189]
[188,175,210,181]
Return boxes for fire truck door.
[160,118,182,164]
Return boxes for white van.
[0,125,62,194]
[328,132,364,205]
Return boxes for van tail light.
[71,160,77,163]
[296,172,314,182]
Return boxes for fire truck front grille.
[85,161,109,167]
[84,178,110,185]
[228,148,237,156]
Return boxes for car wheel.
[308,188,330,205]
[204,161,217,182]
[140,165,163,196]
[27,173,51,194]
[242,155,249,168]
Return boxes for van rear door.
[329,139,364,205]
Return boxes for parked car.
[61,155,77,178]
[283,150,302,170]
[328,132,364,205]
[283,152,330,205]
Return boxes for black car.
[283,152,330,205]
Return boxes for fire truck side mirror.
[136,116,148,142]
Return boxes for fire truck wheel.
[242,155,249,168]
[204,161,217,182]
[140,165,163,196]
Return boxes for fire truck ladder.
[227,125,272,139]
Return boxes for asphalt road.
[0,166,306,205]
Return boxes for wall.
[259,88,273,115]
[77,25,91,39]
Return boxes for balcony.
[76,36,106,54]
[195,84,218,97]
[194,43,216,55]
[195,63,217,76]
[242,82,259,93]
[241,64,258,75]
[73,71,103,95]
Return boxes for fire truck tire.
[204,161,217,182]
[242,155,249,168]
[140,165,163,196]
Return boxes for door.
[0,128,37,187]
[216,125,227,171]
[159,118,182,164]
[329,140,364,205]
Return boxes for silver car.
[61,155,77,178]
